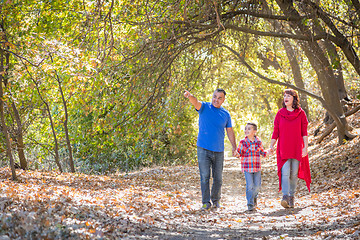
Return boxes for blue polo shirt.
[196,102,232,152]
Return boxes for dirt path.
[2,99,360,240]
[131,155,360,240]
[0,140,359,239]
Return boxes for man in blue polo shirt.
[184,89,238,210]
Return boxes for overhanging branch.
[223,24,329,41]
[217,42,328,107]
[3,49,49,67]
[218,42,358,141]
[221,9,306,21]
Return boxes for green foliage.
[1,0,359,173]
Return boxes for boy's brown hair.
[246,122,257,131]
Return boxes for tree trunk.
[321,40,348,100]
[28,72,63,172]
[55,70,75,173]
[44,101,63,172]
[303,2,349,131]
[308,11,349,101]
[260,0,309,116]
[11,102,27,170]
[276,0,355,144]
[4,47,27,170]
[281,38,310,117]
[0,48,16,180]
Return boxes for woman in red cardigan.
[270,89,311,208]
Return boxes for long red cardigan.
[271,107,311,192]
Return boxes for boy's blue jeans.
[197,147,224,205]
[281,159,299,197]
[244,171,261,209]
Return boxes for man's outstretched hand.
[184,90,192,98]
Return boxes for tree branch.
[165,20,332,43]
[223,24,329,41]
[217,42,328,108]
[304,0,360,76]
[3,49,49,67]
[316,104,360,143]
[221,9,308,21]
[348,0,360,18]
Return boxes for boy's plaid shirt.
[237,136,267,173]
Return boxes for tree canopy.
[0,0,359,179]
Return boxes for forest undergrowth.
[0,110,359,239]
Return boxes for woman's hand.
[302,147,308,157]
[267,148,274,156]
[269,139,277,155]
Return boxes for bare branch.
[316,104,360,143]
[3,49,49,67]
[304,0,360,76]
[217,42,328,108]
[224,24,329,41]
[221,9,307,21]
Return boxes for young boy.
[237,123,269,211]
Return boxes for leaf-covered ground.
[1,112,360,239]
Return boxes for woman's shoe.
[289,196,294,208]
[281,195,290,208]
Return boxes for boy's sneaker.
[247,204,255,212]
[281,195,290,208]
[212,202,221,210]
[254,197,258,207]
[247,206,255,212]
[200,203,211,211]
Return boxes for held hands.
[268,146,276,156]
[233,149,240,158]
[267,146,308,157]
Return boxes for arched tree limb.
[217,43,326,103]
[217,42,358,143]
[349,0,360,17]
[303,0,360,77]
[316,105,360,144]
